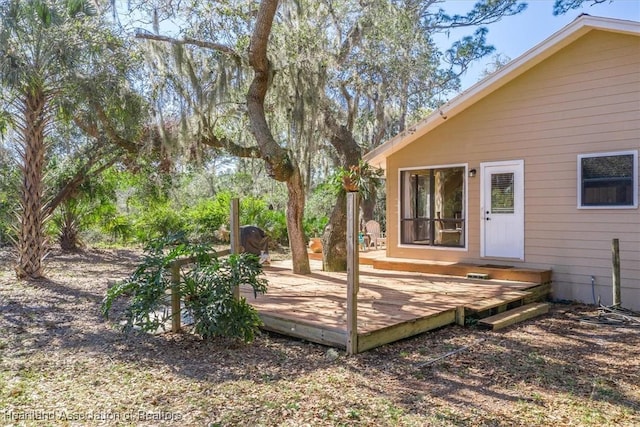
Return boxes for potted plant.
[309,237,323,253]
[336,160,383,196]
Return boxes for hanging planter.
[336,160,383,196]
[341,175,359,192]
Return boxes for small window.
[578,150,638,208]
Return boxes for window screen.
[579,152,636,207]
[400,167,465,247]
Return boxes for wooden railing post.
[612,238,621,307]
[346,192,360,355]
[171,263,181,333]
[230,198,241,300]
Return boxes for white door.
[480,160,524,260]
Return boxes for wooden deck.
[241,257,551,353]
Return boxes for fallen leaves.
[0,247,639,426]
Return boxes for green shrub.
[235,196,289,246]
[101,236,268,342]
[303,181,335,240]
[257,208,288,246]
[0,205,16,246]
[183,197,229,243]
[240,197,268,224]
[133,202,187,243]
[303,215,329,240]
[103,214,134,243]
[181,254,267,342]
[0,160,18,246]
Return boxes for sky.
[438,0,640,90]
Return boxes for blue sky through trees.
[438,0,640,90]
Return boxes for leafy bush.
[183,194,231,243]
[303,215,329,240]
[133,202,187,242]
[238,197,287,245]
[240,197,269,224]
[256,208,288,246]
[0,200,17,246]
[303,181,335,239]
[0,156,18,246]
[102,214,134,243]
[101,236,268,342]
[181,254,267,342]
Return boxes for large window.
[400,166,465,247]
[578,150,638,208]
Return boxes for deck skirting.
[357,308,456,353]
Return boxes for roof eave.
[363,15,640,170]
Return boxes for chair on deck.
[364,220,386,250]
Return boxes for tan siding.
[528,220,640,233]
[386,30,640,309]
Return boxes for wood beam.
[230,198,241,299]
[346,192,359,355]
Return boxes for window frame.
[577,150,638,209]
[397,163,468,251]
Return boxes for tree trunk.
[59,230,79,251]
[16,91,47,279]
[361,189,376,223]
[58,201,81,252]
[322,191,348,271]
[322,112,362,272]
[247,0,310,274]
[286,168,310,273]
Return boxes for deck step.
[372,258,552,284]
[478,302,550,330]
[467,272,490,280]
[465,290,531,312]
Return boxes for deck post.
[346,192,359,355]
[170,263,181,333]
[230,198,241,300]
[612,238,621,307]
[455,306,465,326]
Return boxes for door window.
[491,173,514,214]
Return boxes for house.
[364,15,640,310]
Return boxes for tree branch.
[429,0,527,30]
[337,23,362,66]
[44,146,122,217]
[246,0,295,181]
[321,100,362,167]
[553,0,608,16]
[135,32,243,64]
[84,102,140,153]
[200,132,262,159]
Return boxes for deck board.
[239,259,549,351]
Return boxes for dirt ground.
[0,247,638,426]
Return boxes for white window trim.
[577,150,638,209]
[397,163,469,251]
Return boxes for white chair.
[364,220,386,250]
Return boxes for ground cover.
[0,248,638,426]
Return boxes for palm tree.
[0,0,140,277]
